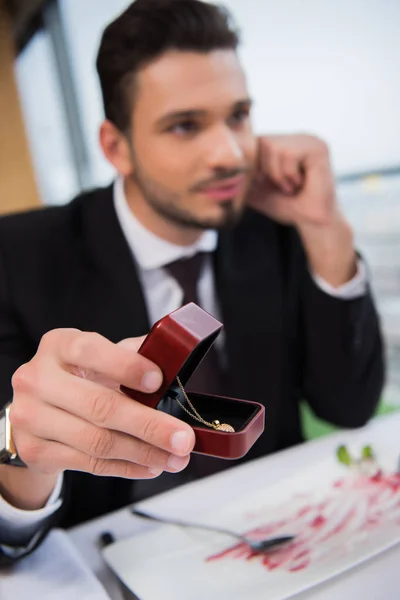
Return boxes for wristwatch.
[0,402,26,467]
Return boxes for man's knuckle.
[118,461,133,479]
[139,444,159,468]
[8,401,29,429]
[141,418,160,443]
[89,392,118,425]
[18,439,43,465]
[66,333,91,365]
[70,331,107,365]
[319,141,329,154]
[313,136,329,154]
[88,456,109,476]
[88,427,114,457]
[122,461,147,479]
[11,363,31,392]
[39,330,57,349]
[15,363,49,398]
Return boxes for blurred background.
[1,0,399,428]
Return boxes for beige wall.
[0,2,41,215]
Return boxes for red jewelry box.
[121,303,265,459]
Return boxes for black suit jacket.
[0,185,384,562]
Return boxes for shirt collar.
[113,177,218,270]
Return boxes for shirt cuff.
[0,473,63,556]
[312,258,368,299]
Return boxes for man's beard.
[130,164,245,231]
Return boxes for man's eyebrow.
[157,98,253,127]
[234,98,253,109]
[157,109,207,127]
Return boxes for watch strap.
[1,403,26,467]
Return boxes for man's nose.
[206,125,245,170]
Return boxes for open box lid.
[121,303,223,409]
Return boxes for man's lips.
[197,175,247,201]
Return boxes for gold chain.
[175,376,214,427]
[175,376,235,433]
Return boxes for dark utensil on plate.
[131,508,295,553]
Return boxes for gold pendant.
[212,420,235,433]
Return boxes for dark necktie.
[164,253,226,396]
[132,254,231,501]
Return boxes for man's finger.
[281,155,303,188]
[15,434,166,479]
[117,336,146,352]
[23,366,195,456]
[260,144,282,187]
[54,330,162,393]
[12,398,190,472]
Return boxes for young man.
[0,0,383,563]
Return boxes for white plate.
[103,426,400,600]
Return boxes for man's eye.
[169,121,199,135]
[230,109,250,125]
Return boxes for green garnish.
[362,445,374,460]
[337,445,353,466]
[336,443,377,471]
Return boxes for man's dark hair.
[96,0,240,132]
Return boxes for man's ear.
[99,120,135,176]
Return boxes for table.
[68,412,400,600]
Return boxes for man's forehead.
[135,49,248,114]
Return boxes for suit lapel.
[76,185,150,342]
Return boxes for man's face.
[128,49,257,230]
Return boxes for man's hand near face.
[248,134,357,288]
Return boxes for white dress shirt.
[0,178,367,552]
[114,178,220,325]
